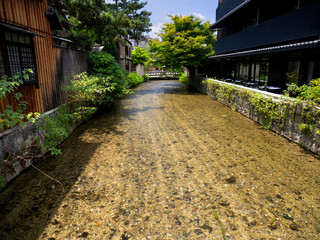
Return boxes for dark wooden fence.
[48,43,88,111]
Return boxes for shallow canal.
[0,80,319,239]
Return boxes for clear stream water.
[0,80,319,239]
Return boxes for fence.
[145,71,179,79]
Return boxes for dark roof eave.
[210,0,253,29]
[0,22,46,38]
[52,36,74,43]
[125,38,133,45]
[209,39,320,59]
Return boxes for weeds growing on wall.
[36,106,74,155]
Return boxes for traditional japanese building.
[209,0,320,92]
[0,0,88,114]
[118,39,133,72]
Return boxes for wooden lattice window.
[0,30,38,85]
[0,45,5,75]
[125,45,129,57]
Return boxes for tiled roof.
[209,39,320,59]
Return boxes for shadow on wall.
[49,47,88,112]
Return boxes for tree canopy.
[132,46,149,65]
[49,0,151,52]
[107,0,152,44]
[149,15,215,71]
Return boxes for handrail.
[145,71,179,76]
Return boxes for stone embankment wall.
[204,79,320,155]
[0,109,56,183]
[0,108,79,184]
[0,47,87,186]
[0,122,38,183]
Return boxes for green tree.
[88,52,126,86]
[107,0,152,44]
[149,15,215,71]
[132,46,149,65]
[49,0,151,52]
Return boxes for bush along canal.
[0,80,319,239]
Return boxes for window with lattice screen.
[0,46,5,76]
[0,31,37,84]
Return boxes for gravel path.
[0,80,319,240]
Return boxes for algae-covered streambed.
[0,80,319,239]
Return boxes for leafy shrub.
[0,70,40,130]
[143,74,150,82]
[64,72,130,121]
[38,72,130,155]
[88,52,126,86]
[285,83,302,98]
[179,73,188,83]
[127,72,144,87]
[64,72,127,116]
[284,78,320,105]
[298,78,320,105]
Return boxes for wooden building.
[92,40,133,72]
[119,39,133,72]
[0,0,88,114]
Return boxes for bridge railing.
[145,71,180,78]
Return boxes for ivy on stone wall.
[205,80,320,140]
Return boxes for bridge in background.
[145,71,179,79]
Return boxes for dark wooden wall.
[50,47,88,111]
[0,0,88,114]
